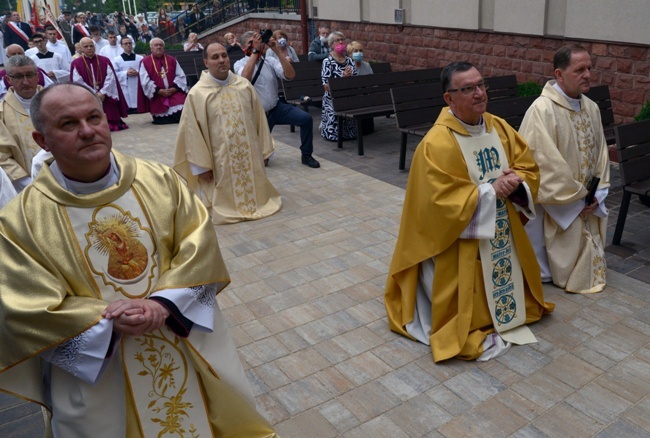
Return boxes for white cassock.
[31,52,70,83]
[114,52,143,110]
[46,40,73,64]
[0,31,7,66]
[99,44,123,64]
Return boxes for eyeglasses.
[332,38,344,44]
[33,40,45,44]
[8,73,38,81]
[447,81,489,95]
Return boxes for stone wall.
[202,18,649,123]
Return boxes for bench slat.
[612,118,650,244]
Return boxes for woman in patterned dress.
[320,31,357,141]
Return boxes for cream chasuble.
[519,81,610,293]
[0,87,43,181]
[454,129,536,345]
[0,151,276,437]
[175,71,281,225]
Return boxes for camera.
[260,28,273,44]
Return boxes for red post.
[300,0,308,55]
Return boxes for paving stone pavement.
[1,111,649,437]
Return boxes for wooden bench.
[370,62,392,74]
[390,83,446,169]
[486,95,538,131]
[174,51,204,87]
[389,75,523,169]
[281,67,324,108]
[584,85,616,145]
[484,75,519,101]
[611,119,650,245]
[329,68,443,154]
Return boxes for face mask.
[334,43,346,55]
[352,52,363,62]
[278,38,287,47]
[320,35,328,44]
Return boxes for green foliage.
[135,41,150,54]
[517,81,543,97]
[634,101,650,121]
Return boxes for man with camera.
[234,29,320,168]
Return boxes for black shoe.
[301,155,320,168]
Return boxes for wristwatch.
[252,49,261,55]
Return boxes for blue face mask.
[352,52,363,62]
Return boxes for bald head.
[80,37,95,57]
[6,44,25,58]
[31,84,112,183]
[203,42,230,80]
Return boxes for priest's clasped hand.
[102,299,171,336]
[492,169,523,198]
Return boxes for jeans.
[266,100,314,156]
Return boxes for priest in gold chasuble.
[0,84,276,437]
[0,55,44,192]
[385,63,554,363]
[519,45,610,294]
[175,43,281,225]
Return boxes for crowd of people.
[0,9,616,434]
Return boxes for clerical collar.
[449,109,486,137]
[50,153,120,195]
[121,52,136,61]
[208,72,229,86]
[35,51,54,59]
[552,82,582,112]
[14,90,36,114]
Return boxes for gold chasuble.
[385,109,554,362]
[519,82,610,293]
[175,71,281,225]
[0,87,44,181]
[0,151,276,437]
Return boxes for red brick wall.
[202,18,649,123]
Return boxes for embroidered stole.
[455,129,537,345]
[64,189,213,437]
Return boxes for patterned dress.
[321,55,358,141]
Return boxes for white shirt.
[99,44,123,62]
[31,51,70,82]
[234,55,286,112]
[94,37,109,52]
[25,47,38,57]
[47,39,73,64]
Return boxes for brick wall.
[202,18,649,123]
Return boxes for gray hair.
[5,55,36,76]
[240,31,255,48]
[327,31,344,47]
[31,83,101,134]
[149,37,164,48]
[441,61,476,92]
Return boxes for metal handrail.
[160,0,300,46]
